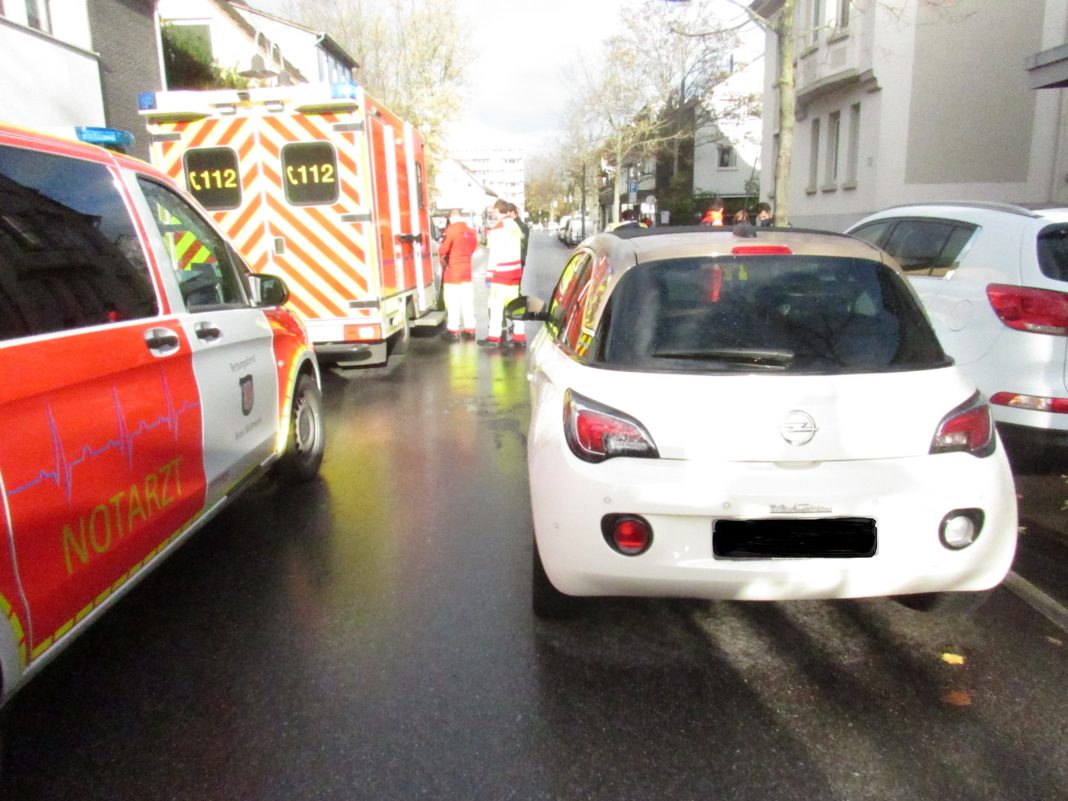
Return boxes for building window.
[836,0,850,28]
[824,110,841,189]
[845,102,861,188]
[718,146,737,169]
[807,118,820,193]
[24,0,51,32]
[809,0,823,46]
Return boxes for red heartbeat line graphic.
[6,370,200,505]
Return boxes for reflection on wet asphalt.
[2,234,1067,801]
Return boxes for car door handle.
[194,322,222,342]
[144,327,180,355]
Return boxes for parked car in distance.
[0,124,326,705]
[507,224,1017,618]
[556,215,572,242]
[848,203,1068,459]
[564,216,594,246]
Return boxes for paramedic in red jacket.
[439,209,479,340]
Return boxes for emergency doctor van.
[0,123,325,706]
[139,82,443,366]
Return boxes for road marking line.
[1005,571,1068,634]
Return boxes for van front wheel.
[279,373,325,483]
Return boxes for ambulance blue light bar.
[331,82,360,99]
[74,126,135,149]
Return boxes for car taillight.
[986,284,1068,335]
[930,392,995,457]
[989,392,1068,414]
[563,389,659,463]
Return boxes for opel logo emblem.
[780,410,818,446]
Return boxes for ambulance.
[0,123,325,705]
[139,82,443,366]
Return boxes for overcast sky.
[249,0,617,157]
[443,1,615,155]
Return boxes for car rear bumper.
[530,441,1018,602]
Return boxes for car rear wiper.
[652,348,795,368]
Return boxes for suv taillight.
[563,390,659,463]
[930,392,995,458]
[986,284,1068,335]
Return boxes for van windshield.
[597,256,950,375]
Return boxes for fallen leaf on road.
[941,652,966,666]
[1046,636,1063,647]
[942,690,972,707]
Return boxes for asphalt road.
[2,232,1067,800]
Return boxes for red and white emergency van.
[0,123,324,705]
[139,82,443,366]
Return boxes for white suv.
[848,203,1068,456]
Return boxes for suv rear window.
[1037,224,1068,282]
[596,256,949,375]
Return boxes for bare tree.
[281,0,472,178]
[568,0,741,225]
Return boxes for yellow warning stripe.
[0,592,27,668]
[28,519,196,663]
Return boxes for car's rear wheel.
[893,589,994,616]
[278,373,325,483]
[532,536,579,619]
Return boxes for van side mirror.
[505,295,548,322]
[250,274,290,307]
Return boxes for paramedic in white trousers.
[479,198,525,347]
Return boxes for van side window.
[0,145,158,342]
[138,179,247,309]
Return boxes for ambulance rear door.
[146,100,382,350]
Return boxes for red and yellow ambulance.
[0,123,324,705]
[139,82,443,366]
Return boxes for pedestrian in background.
[754,202,773,226]
[508,202,530,269]
[733,208,750,225]
[700,198,725,226]
[438,209,478,340]
[479,198,525,348]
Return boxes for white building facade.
[693,34,765,204]
[448,147,526,214]
[1,0,106,131]
[754,0,1068,231]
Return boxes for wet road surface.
[2,233,1067,800]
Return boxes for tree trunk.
[772,0,796,226]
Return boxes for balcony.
[795,23,877,118]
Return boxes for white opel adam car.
[507,225,1017,618]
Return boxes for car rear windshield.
[596,255,950,374]
[1037,225,1068,281]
